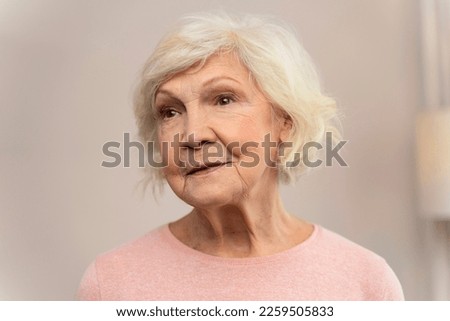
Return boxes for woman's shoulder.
[87,224,184,277]
[76,225,171,300]
[312,225,385,261]
[310,224,404,300]
[96,224,169,261]
[311,224,393,274]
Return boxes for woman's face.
[154,52,290,207]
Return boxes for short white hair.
[134,11,341,192]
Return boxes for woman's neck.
[168,189,313,258]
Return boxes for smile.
[186,162,230,176]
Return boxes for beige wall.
[0,0,434,300]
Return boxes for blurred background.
[1,0,449,300]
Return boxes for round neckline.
[159,223,321,265]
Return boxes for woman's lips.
[186,162,229,176]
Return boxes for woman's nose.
[180,109,216,148]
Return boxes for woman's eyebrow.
[154,90,184,108]
[155,88,176,98]
[154,89,184,104]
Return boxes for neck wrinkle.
[188,185,296,257]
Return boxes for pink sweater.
[77,224,404,300]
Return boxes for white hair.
[133,11,341,193]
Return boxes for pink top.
[77,224,404,300]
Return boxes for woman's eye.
[160,108,179,120]
[216,95,234,106]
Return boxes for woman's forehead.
[157,52,250,93]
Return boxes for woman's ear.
[272,105,293,142]
[279,113,293,142]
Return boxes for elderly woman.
[77,12,404,300]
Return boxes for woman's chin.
[177,187,236,209]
